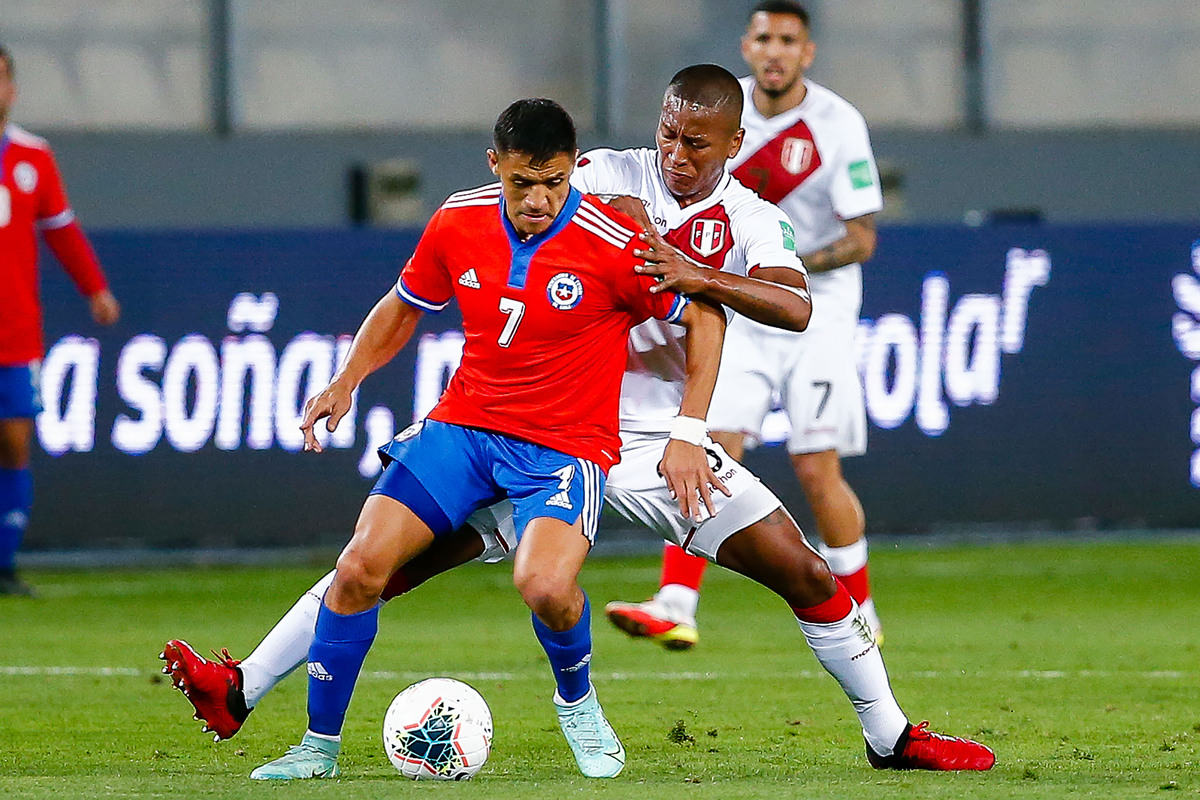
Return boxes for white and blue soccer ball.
[383,677,493,780]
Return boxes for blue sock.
[307,602,379,736]
[0,467,32,573]
[532,593,593,704]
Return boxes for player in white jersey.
[571,144,813,554]
[161,66,994,773]
[608,0,887,649]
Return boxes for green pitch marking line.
[1,666,1190,680]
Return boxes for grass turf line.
[0,539,1197,799]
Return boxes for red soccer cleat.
[604,598,698,651]
[867,721,996,771]
[160,639,250,741]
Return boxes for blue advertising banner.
[28,224,1200,550]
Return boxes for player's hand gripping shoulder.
[602,194,714,296]
[658,436,730,522]
[299,377,354,453]
[633,227,714,297]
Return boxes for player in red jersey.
[0,44,120,596]
[177,98,727,781]
[163,70,994,776]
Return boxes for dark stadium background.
[11,0,1200,553]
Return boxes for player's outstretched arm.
[800,213,877,274]
[300,290,422,452]
[635,230,811,332]
[659,298,731,520]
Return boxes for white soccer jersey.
[571,147,803,432]
[729,76,882,330]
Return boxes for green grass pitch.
[1,539,1197,799]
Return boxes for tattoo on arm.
[802,214,877,274]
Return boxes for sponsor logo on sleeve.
[780,220,796,251]
[848,160,874,190]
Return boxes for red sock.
[660,542,708,591]
[381,569,413,602]
[835,563,871,606]
[791,580,854,623]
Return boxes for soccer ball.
[382,677,493,780]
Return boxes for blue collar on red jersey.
[499,186,582,290]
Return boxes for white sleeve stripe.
[574,207,635,247]
[748,262,808,278]
[395,278,450,312]
[571,216,627,249]
[577,200,637,240]
[36,209,75,230]
[663,294,688,322]
[441,197,500,209]
[445,183,502,203]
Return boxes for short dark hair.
[665,64,744,122]
[492,98,577,162]
[0,43,13,78]
[749,0,810,28]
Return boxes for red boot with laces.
[160,639,250,741]
[867,721,996,771]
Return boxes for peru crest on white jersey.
[571,147,801,431]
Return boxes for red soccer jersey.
[0,123,108,365]
[396,184,686,471]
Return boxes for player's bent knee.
[328,554,389,611]
[512,571,577,627]
[785,554,837,607]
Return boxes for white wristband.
[669,415,707,446]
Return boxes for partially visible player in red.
[0,43,120,597]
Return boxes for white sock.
[554,683,595,708]
[797,602,908,755]
[655,584,699,620]
[240,570,336,708]
[818,539,869,575]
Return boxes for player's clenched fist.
[299,379,354,452]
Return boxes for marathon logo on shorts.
[393,420,423,443]
[547,272,584,310]
[691,219,727,258]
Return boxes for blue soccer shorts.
[0,363,42,419]
[371,419,606,546]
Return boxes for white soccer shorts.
[475,430,781,562]
[707,313,867,457]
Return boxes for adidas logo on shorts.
[545,491,573,509]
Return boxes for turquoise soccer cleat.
[249,732,341,780]
[554,684,626,778]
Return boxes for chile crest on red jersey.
[547,272,585,310]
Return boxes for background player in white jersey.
[162,66,994,773]
[607,0,886,648]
